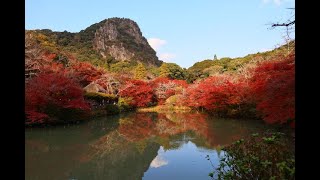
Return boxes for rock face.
[83,82,106,93]
[26,17,162,67]
[93,18,162,66]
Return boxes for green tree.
[159,63,170,77]
[134,63,147,79]
[149,67,160,77]
[159,63,186,80]
[110,61,133,73]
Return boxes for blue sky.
[26,0,295,68]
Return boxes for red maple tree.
[25,73,90,124]
[119,80,154,107]
[67,62,104,87]
[250,54,295,125]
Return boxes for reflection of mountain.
[25,138,90,180]
[25,116,120,180]
[74,139,160,180]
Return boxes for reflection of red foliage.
[251,54,295,124]
[119,80,154,107]
[25,139,49,152]
[118,113,155,141]
[179,113,208,135]
[289,121,295,128]
[155,113,208,137]
[25,73,90,124]
[119,112,210,142]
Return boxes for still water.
[25,112,269,180]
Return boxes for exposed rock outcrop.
[93,18,162,66]
[26,17,163,68]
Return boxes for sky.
[26,0,295,68]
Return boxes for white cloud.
[147,38,176,62]
[262,0,291,6]
[147,38,166,51]
[274,0,282,5]
[150,155,168,168]
[159,53,176,62]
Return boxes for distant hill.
[26,17,163,68]
[186,41,295,82]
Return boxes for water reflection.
[25,112,267,180]
[150,149,169,168]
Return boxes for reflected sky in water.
[143,142,220,180]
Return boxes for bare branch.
[271,20,295,27]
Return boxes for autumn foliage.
[25,36,295,128]
[68,62,105,87]
[119,80,154,107]
[183,53,295,126]
[25,73,90,125]
[184,76,250,113]
[250,54,295,125]
[150,77,188,105]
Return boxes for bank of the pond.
[25,105,192,127]
[137,105,192,113]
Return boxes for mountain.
[93,18,161,66]
[26,17,162,67]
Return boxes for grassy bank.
[137,105,192,113]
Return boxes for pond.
[25,112,270,180]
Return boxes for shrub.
[119,80,154,107]
[118,97,133,111]
[25,73,90,125]
[208,132,295,179]
[250,54,295,124]
[84,92,118,103]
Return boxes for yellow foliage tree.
[134,63,147,79]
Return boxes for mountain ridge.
[26,17,162,67]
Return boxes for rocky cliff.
[28,17,162,67]
[93,18,160,66]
